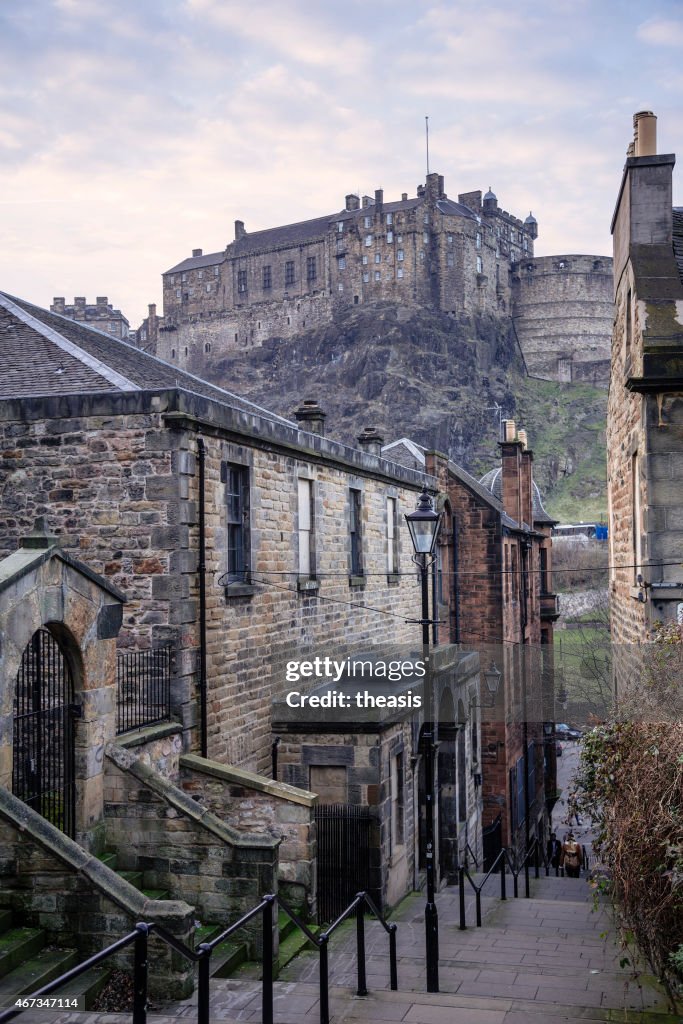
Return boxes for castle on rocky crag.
[139,170,613,385]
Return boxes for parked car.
[555,723,583,741]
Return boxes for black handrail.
[0,890,397,1024]
[458,839,543,930]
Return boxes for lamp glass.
[405,488,441,555]
[483,662,502,696]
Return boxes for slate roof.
[673,208,683,286]
[0,291,295,426]
[165,250,225,274]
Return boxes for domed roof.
[524,211,537,225]
[478,468,556,525]
[484,186,497,201]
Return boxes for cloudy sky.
[1,0,682,327]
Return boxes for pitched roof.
[0,291,295,426]
[165,250,225,274]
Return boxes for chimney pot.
[633,110,657,157]
[503,419,516,442]
[517,429,528,450]
[294,398,327,436]
[357,426,384,456]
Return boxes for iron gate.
[12,628,77,837]
[315,804,374,924]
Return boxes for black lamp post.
[405,486,442,993]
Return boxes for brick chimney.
[192,248,203,258]
[518,430,534,527]
[499,419,524,524]
[234,220,246,241]
[357,426,384,456]
[96,296,108,309]
[294,399,326,436]
[374,189,384,216]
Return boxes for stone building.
[149,169,612,385]
[383,427,559,859]
[0,289,483,915]
[50,295,131,342]
[606,112,683,683]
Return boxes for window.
[423,232,429,244]
[397,234,403,244]
[175,288,181,298]
[206,283,212,292]
[338,283,344,292]
[374,270,381,281]
[365,234,373,247]
[364,215,372,228]
[362,254,368,265]
[632,453,641,583]
[285,261,295,286]
[262,265,272,290]
[447,253,454,267]
[476,232,482,250]
[226,464,249,583]
[387,497,399,574]
[336,238,344,252]
[540,547,550,594]
[362,272,370,283]
[375,252,381,264]
[387,231,393,243]
[476,256,483,274]
[337,221,344,233]
[397,267,404,279]
[423,213,429,224]
[391,752,405,849]
[338,256,346,270]
[386,212,393,226]
[298,478,315,578]
[237,270,247,293]
[397,249,404,261]
[349,488,363,575]
[447,234,453,245]
[214,266,220,276]
[306,256,317,282]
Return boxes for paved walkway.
[18,742,680,1023]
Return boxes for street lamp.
[405,486,442,993]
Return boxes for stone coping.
[180,753,317,808]
[106,742,280,850]
[117,721,183,749]
[0,787,192,924]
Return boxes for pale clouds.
[0,0,681,325]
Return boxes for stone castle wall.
[512,254,613,384]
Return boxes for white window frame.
[298,478,315,578]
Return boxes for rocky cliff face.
[201,303,606,520]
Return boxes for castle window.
[306,256,317,282]
[263,265,272,289]
[420,252,425,261]
[423,232,429,244]
[476,256,483,273]
[336,238,344,252]
[397,267,404,279]
[338,256,346,270]
[387,231,393,243]
[349,488,363,576]
[423,213,429,224]
[182,273,187,281]
[206,283,211,292]
[447,234,453,245]
[374,270,381,281]
[386,212,393,226]
[397,249,404,261]
[337,221,344,233]
[171,348,176,358]
[523,238,528,251]
[365,234,373,247]
[447,253,454,267]
[298,478,315,579]
[397,234,403,243]
[363,272,370,283]
[205,342,211,353]
[214,266,220,276]
[476,232,482,250]
[362,254,368,265]
[175,288,181,298]
[238,270,247,293]
[375,253,381,264]
[285,261,295,286]
[364,215,372,229]
[198,270,203,279]
[338,283,344,292]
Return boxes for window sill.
[297,579,320,594]
[387,574,401,586]
[224,583,256,599]
[349,575,366,588]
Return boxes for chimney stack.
[96,296,108,309]
[499,420,524,524]
[357,426,384,456]
[374,189,384,215]
[633,110,657,157]
[345,194,360,211]
[192,248,203,258]
[52,297,65,313]
[294,399,326,436]
[234,220,246,241]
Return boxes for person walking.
[547,831,562,876]
[560,832,584,878]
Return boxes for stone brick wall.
[0,789,195,999]
[512,255,613,383]
[179,754,316,913]
[104,742,278,933]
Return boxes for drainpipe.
[452,516,461,644]
[197,437,208,759]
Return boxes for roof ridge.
[0,292,138,392]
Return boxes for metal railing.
[116,646,172,734]
[0,890,397,1024]
[458,839,543,930]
